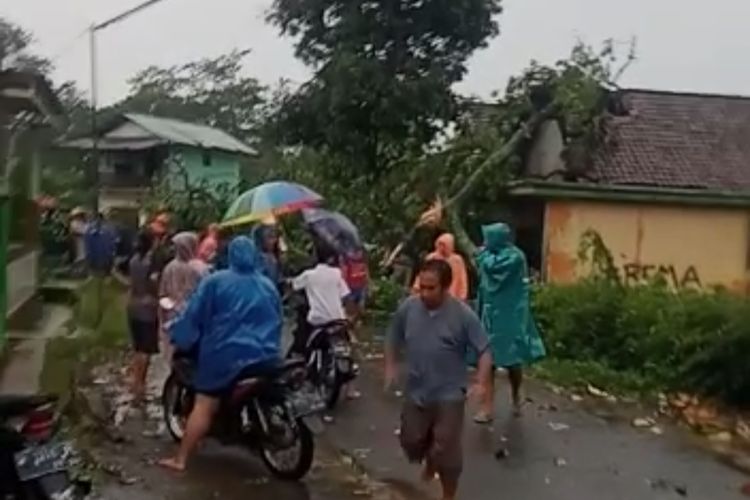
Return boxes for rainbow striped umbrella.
[222,181,323,227]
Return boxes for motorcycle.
[0,394,91,499]
[161,353,325,481]
[287,290,358,410]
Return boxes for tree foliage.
[269,0,503,173]
[0,17,51,73]
[116,49,268,143]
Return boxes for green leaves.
[120,49,268,143]
[269,0,503,174]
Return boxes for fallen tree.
[385,40,636,265]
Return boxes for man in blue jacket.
[159,236,282,472]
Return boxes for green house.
[60,113,256,224]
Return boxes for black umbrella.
[302,208,362,254]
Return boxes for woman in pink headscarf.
[197,223,220,263]
[412,233,468,300]
[159,232,209,354]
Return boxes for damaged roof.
[590,89,750,191]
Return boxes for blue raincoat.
[476,223,546,367]
[170,236,282,393]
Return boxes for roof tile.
[591,90,750,191]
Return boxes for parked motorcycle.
[287,290,358,409]
[0,394,90,499]
[161,353,325,481]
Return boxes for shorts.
[347,287,367,307]
[399,399,465,482]
[128,317,159,354]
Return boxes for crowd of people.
[70,205,543,500]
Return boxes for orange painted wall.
[543,200,750,292]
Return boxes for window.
[202,150,212,166]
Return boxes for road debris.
[647,478,687,497]
[708,431,733,444]
[586,384,609,398]
[554,457,567,467]
[650,426,664,436]
[494,447,510,460]
[632,417,656,429]
[570,394,584,403]
[548,422,570,432]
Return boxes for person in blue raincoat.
[159,236,283,472]
[473,222,545,423]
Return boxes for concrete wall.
[525,120,566,179]
[7,248,38,318]
[543,199,749,292]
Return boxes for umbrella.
[222,181,322,227]
[303,208,362,254]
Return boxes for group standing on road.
[97,205,543,499]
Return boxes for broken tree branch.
[382,105,555,268]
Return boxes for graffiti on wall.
[621,262,702,288]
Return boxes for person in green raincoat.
[473,222,545,422]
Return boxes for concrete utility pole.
[88,0,170,212]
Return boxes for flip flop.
[473,413,494,424]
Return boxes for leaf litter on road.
[548,422,570,432]
[647,478,687,497]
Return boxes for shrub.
[533,279,750,408]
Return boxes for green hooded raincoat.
[476,223,546,367]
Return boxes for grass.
[530,358,660,397]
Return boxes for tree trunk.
[382,105,554,268]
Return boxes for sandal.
[473,412,494,425]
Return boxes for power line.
[94,0,171,31]
[48,27,89,64]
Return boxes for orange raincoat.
[412,233,468,300]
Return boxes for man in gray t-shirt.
[385,259,492,500]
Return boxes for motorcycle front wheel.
[259,418,314,481]
[162,373,193,442]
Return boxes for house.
[0,70,66,346]
[505,89,750,292]
[60,113,256,225]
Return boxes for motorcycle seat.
[235,358,305,384]
[311,320,348,332]
[0,394,57,418]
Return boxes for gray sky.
[2,0,750,105]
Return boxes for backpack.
[341,251,368,289]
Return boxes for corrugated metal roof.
[60,137,162,151]
[124,113,256,156]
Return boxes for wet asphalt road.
[86,329,748,500]
[96,432,381,500]
[85,347,389,500]
[327,361,749,500]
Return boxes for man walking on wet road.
[385,259,493,500]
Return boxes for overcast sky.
[2,0,750,105]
